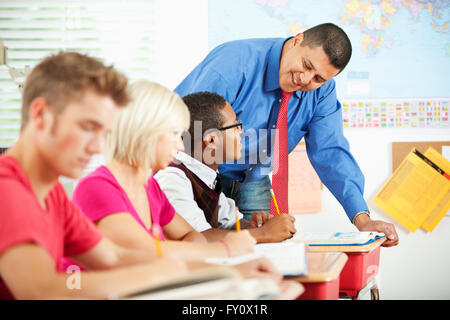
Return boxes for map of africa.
[209,0,450,99]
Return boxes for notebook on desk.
[123,266,284,300]
[205,242,307,276]
[289,231,386,246]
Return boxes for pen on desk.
[235,206,241,232]
[270,188,281,216]
[152,225,163,258]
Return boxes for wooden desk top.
[287,252,348,283]
[305,238,386,253]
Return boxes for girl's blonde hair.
[105,80,190,169]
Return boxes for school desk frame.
[306,238,386,300]
[287,252,348,300]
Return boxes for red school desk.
[307,238,386,300]
[287,251,348,300]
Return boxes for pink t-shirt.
[0,155,103,300]
[72,165,175,238]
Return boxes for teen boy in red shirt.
[0,52,278,299]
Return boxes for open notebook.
[289,231,386,246]
[204,242,307,276]
[123,266,295,300]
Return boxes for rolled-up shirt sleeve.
[305,81,369,222]
[217,193,244,229]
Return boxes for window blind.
[0,0,156,147]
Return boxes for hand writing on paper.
[354,213,399,247]
[248,212,297,243]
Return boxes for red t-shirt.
[0,155,103,299]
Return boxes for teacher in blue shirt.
[175,23,398,247]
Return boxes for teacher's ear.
[292,32,304,47]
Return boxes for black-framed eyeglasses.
[217,119,243,131]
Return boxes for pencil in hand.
[235,206,241,232]
[152,224,163,258]
[270,188,281,216]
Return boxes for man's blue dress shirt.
[175,37,368,221]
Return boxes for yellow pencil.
[235,206,241,232]
[270,188,280,216]
[152,225,163,258]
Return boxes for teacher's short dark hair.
[182,91,228,147]
[302,23,352,72]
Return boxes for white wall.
[346,129,450,299]
[157,1,450,299]
[153,0,209,90]
[296,129,450,299]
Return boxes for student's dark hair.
[301,23,352,72]
[182,92,228,148]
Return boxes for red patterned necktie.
[271,91,293,215]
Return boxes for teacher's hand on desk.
[354,212,399,247]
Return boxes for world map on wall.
[340,0,449,56]
[209,0,450,100]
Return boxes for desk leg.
[370,274,381,300]
[354,276,380,300]
[370,284,380,300]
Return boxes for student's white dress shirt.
[154,152,244,232]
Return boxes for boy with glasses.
[155,92,296,243]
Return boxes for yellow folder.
[421,147,450,231]
[373,147,450,232]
